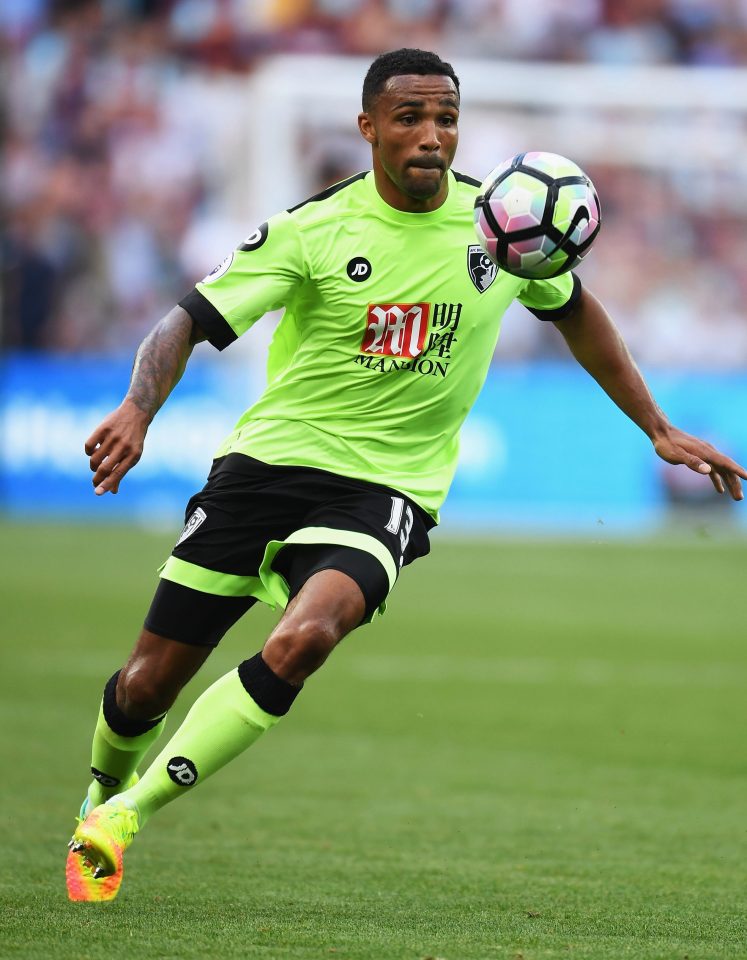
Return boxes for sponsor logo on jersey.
[361,303,429,358]
[176,506,207,546]
[355,302,462,379]
[353,353,450,377]
[201,254,233,285]
[467,245,497,292]
[347,256,372,281]
[238,222,269,251]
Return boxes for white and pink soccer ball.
[474,151,601,280]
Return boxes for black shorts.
[144,454,433,646]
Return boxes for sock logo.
[166,757,198,786]
[91,766,121,788]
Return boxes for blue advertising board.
[2,354,746,533]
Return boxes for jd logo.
[167,757,198,786]
[347,256,372,282]
[238,221,269,252]
[91,766,120,788]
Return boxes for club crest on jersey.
[467,244,497,293]
[361,303,430,358]
[176,507,207,546]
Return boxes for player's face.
[358,74,459,213]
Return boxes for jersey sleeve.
[517,271,582,321]
[178,211,307,350]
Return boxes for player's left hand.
[653,427,747,500]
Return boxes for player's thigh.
[261,566,366,684]
[267,483,433,626]
[261,545,387,680]
[276,543,389,626]
[286,568,365,636]
[144,577,257,649]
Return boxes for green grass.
[1,520,746,959]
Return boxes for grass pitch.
[1,520,746,959]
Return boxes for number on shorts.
[385,496,413,566]
[385,496,404,534]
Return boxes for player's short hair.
[361,48,460,112]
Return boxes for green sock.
[88,703,167,808]
[119,669,279,825]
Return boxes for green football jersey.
[180,170,580,520]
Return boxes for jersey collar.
[364,170,458,224]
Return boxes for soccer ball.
[473,151,601,279]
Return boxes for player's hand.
[84,399,150,495]
[653,427,747,501]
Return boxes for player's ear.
[358,112,378,147]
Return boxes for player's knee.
[265,617,339,683]
[117,666,175,721]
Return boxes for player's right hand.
[84,399,150,495]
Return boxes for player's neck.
[373,168,450,213]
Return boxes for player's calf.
[115,628,214,720]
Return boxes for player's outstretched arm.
[85,306,206,496]
[554,287,746,501]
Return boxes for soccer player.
[66,48,746,902]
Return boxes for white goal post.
[244,55,747,217]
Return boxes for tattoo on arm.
[127,307,202,421]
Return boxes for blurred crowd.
[3,0,747,367]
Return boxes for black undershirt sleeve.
[526,272,583,322]
[179,289,238,351]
